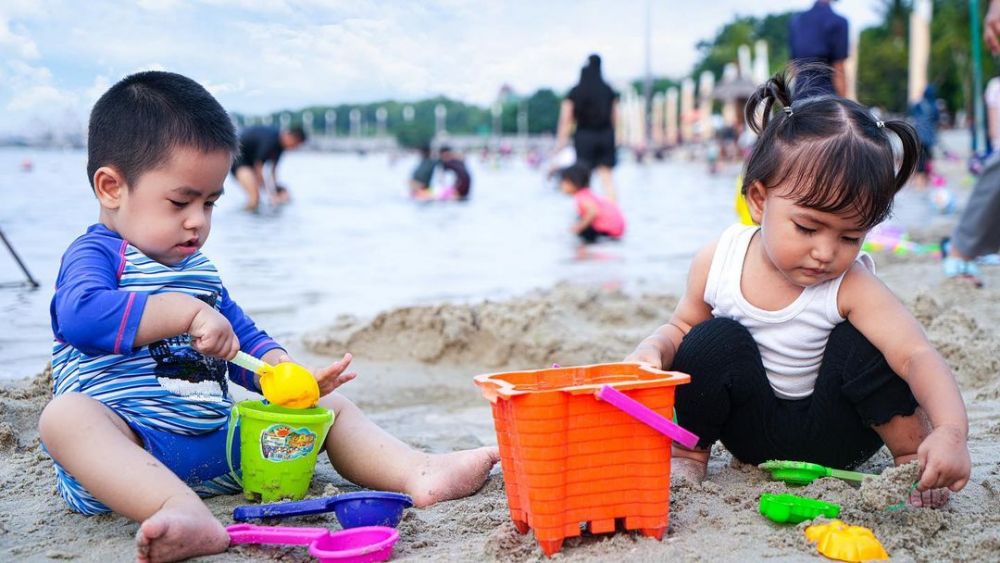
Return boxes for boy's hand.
[917,425,971,492]
[275,352,357,396]
[189,305,240,360]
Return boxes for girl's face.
[747,181,868,288]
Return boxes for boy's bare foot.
[405,446,500,507]
[135,498,229,563]
[671,456,708,486]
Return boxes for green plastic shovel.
[759,460,874,486]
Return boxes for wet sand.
[2,263,999,561]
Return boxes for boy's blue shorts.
[52,415,243,516]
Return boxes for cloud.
[0,0,886,133]
[0,16,39,59]
[4,59,77,111]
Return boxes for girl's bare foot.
[894,454,950,509]
[671,456,708,486]
[135,498,229,563]
[671,445,710,485]
[405,446,500,507]
[908,487,950,508]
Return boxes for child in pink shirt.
[559,163,625,243]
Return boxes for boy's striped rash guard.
[50,224,283,434]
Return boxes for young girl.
[559,163,625,243]
[626,70,970,507]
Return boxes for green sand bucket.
[226,400,334,503]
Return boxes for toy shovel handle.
[227,523,328,546]
[230,351,272,375]
[826,467,872,483]
[233,496,338,521]
[596,385,699,449]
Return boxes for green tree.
[690,13,793,80]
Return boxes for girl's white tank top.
[703,223,874,399]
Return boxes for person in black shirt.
[789,1,849,99]
[231,125,306,211]
[555,54,620,202]
[409,144,437,199]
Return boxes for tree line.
[239,1,989,147]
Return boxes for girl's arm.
[626,241,716,369]
[839,263,970,491]
[572,199,599,233]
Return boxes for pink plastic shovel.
[227,523,399,563]
[596,384,699,449]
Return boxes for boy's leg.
[39,393,229,562]
[318,392,498,507]
[672,317,779,482]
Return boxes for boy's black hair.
[87,70,238,189]
[287,125,307,142]
[741,65,919,230]
[559,163,591,190]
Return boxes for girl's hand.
[276,352,357,397]
[917,425,971,492]
[624,343,662,370]
[189,306,240,360]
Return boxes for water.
[0,146,936,381]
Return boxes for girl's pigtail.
[882,120,919,193]
[744,71,793,135]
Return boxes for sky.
[0,0,882,135]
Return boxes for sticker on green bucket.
[260,424,319,462]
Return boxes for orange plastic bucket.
[474,363,690,556]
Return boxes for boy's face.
[97,147,231,265]
[560,179,577,195]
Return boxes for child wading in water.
[39,71,498,563]
[626,70,970,506]
[559,163,625,243]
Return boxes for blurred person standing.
[555,54,620,202]
[231,125,306,211]
[943,0,1000,287]
[910,85,940,188]
[789,0,849,98]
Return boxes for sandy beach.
[1,251,999,561]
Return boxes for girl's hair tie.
[783,106,793,116]
[876,120,885,128]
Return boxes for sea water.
[0,145,939,381]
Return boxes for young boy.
[39,71,499,563]
[559,163,625,243]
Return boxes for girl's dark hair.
[559,163,591,189]
[741,67,918,230]
[87,71,238,189]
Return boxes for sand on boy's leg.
[38,393,230,562]
[318,392,499,507]
[872,407,950,508]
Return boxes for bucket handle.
[226,405,243,487]
[595,385,699,449]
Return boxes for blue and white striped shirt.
[51,224,282,435]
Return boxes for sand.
[3,233,1000,560]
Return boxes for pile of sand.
[2,275,999,561]
[304,283,677,369]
